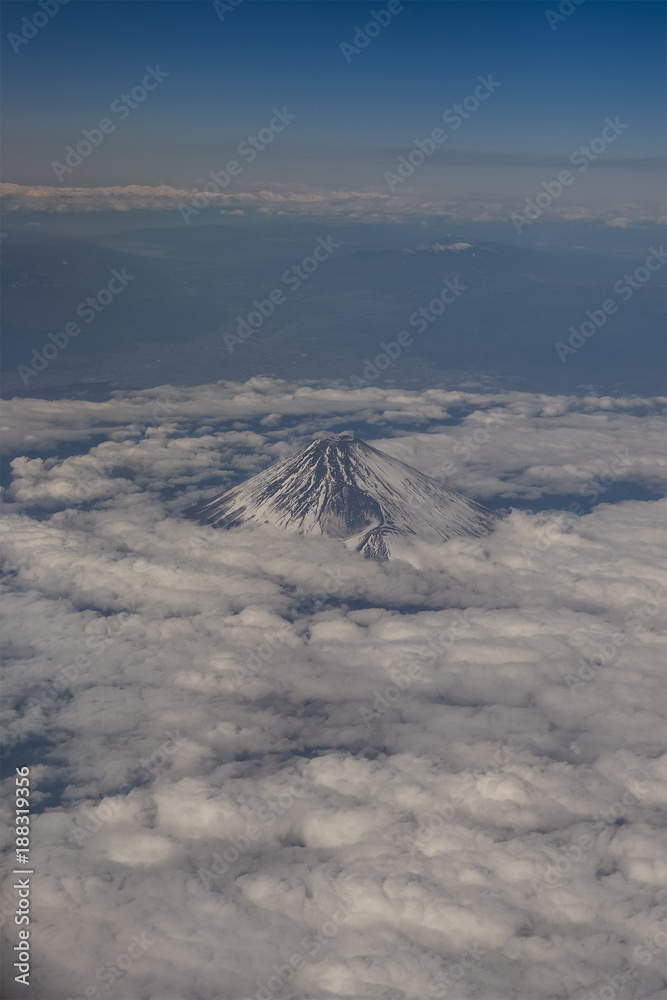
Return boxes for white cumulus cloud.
[1,381,665,1000]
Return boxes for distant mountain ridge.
[185,435,494,559]
[417,241,474,253]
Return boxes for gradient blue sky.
[1,0,665,221]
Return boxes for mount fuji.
[185,435,494,559]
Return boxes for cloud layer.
[1,381,665,1000]
[1,182,664,228]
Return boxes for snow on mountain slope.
[416,241,474,253]
[184,435,494,559]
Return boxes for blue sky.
[2,0,665,222]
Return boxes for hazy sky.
[2,0,665,221]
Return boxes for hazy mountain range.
[2,221,664,395]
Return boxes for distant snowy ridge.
[390,239,477,252]
[185,436,494,559]
[418,241,474,252]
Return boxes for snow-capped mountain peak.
[185,435,494,559]
[418,241,474,253]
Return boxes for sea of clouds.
[1,379,665,1000]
